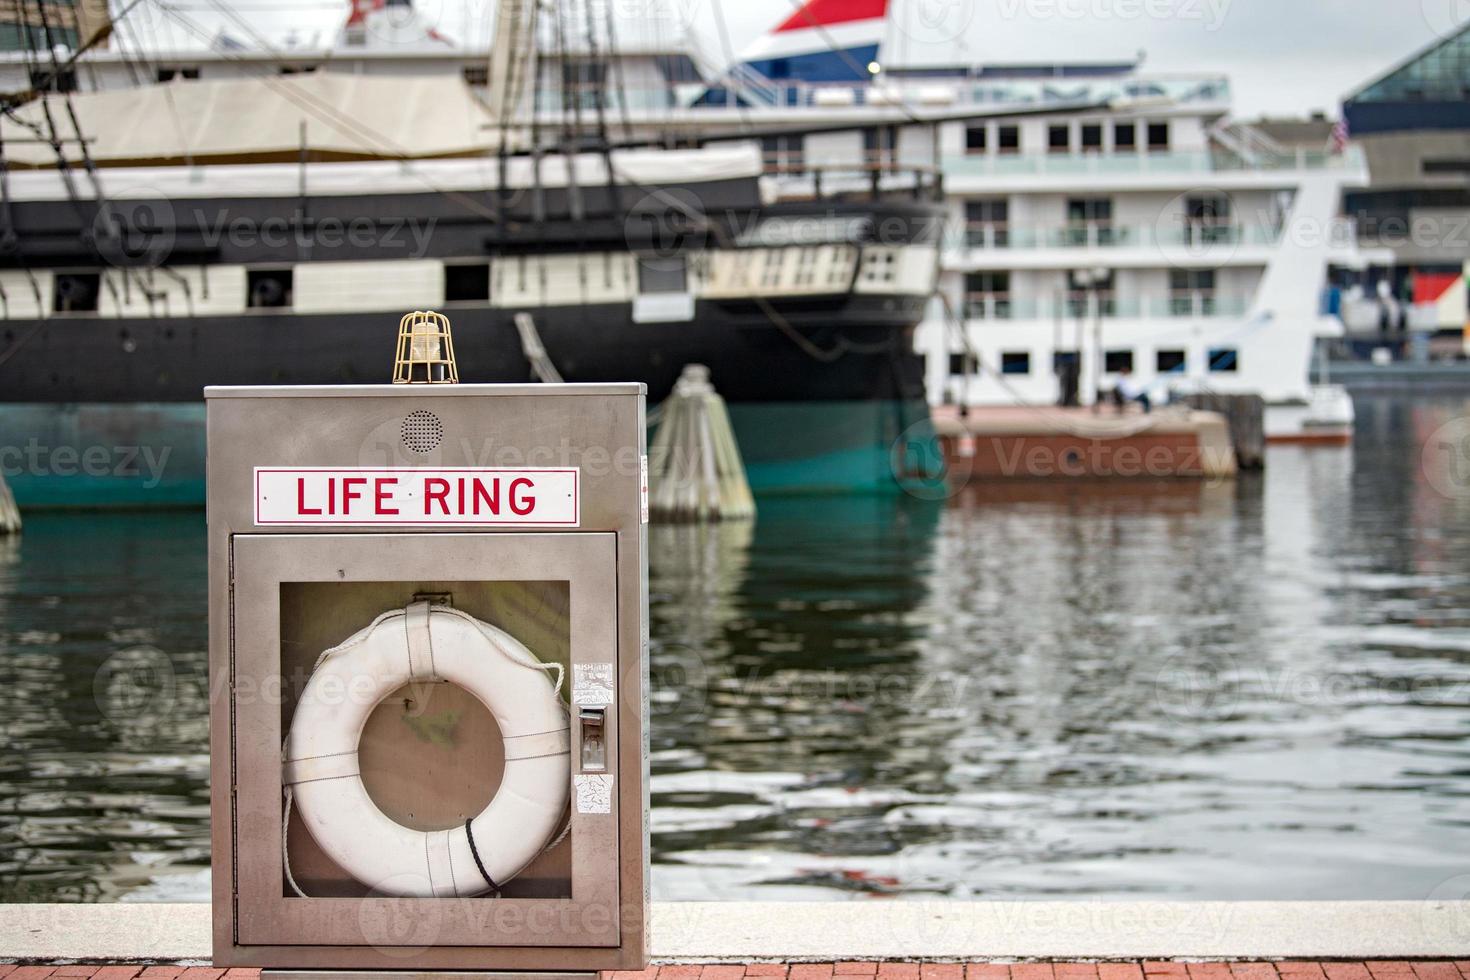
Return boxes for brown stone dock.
[931,405,1238,480]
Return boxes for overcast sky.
[126,0,1458,119]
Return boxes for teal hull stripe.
[1,398,935,507]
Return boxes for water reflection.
[0,513,210,902]
[1,395,1469,901]
[649,396,1470,900]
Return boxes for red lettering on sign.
[510,477,535,516]
[472,478,498,514]
[374,477,398,515]
[257,468,576,526]
[297,477,321,515]
[424,477,450,515]
[342,477,366,512]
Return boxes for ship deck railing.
[762,158,945,203]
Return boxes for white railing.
[962,291,1252,320]
[953,221,1281,251]
[943,146,1364,178]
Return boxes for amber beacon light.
[392,309,459,384]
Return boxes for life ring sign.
[282,600,571,898]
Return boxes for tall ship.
[0,0,1378,506]
[0,0,946,504]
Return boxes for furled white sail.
[1,73,495,166]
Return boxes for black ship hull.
[0,160,944,504]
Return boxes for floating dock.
[932,406,1237,481]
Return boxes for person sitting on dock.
[1112,367,1151,413]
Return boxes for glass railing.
[954,222,1283,251]
[962,292,1251,321]
[942,147,1364,177]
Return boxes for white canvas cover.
[3,143,766,201]
[1,72,496,166]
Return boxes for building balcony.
[945,217,1365,271]
[954,221,1279,251]
[961,291,1252,322]
[945,222,1287,271]
[941,147,1368,193]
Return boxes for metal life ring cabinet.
[206,383,649,978]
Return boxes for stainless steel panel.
[208,384,648,971]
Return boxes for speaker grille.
[400,410,444,454]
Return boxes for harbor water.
[2,392,1469,902]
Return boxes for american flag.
[1332,116,1350,154]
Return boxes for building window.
[761,134,805,175]
[1185,195,1233,244]
[562,60,607,110]
[1423,159,1470,174]
[1104,349,1134,373]
[997,125,1020,155]
[1208,347,1239,372]
[1001,351,1031,375]
[654,54,703,84]
[1156,349,1187,373]
[247,269,293,309]
[965,199,1009,247]
[463,65,489,86]
[1067,268,1116,317]
[965,125,987,154]
[1048,124,1071,154]
[1066,197,1114,245]
[1081,123,1103,153]
[964,271,1011,319]
[27,65,77,93]
[1114,122,1137,150]
[948,352,978,376]
[7,23,79,52]
[156,66,200,82]
[1170,268,1217,315]
[278,65,318,75]
[1053,350,1080,372]
[53,271,100,313]
[863,127,897,168]
[639,257,688,294]
[1147,122,1171,152]
[445,263,490,303]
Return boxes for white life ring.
[282,601,570,898]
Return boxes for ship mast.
[485,0,537,153]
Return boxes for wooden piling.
[1182,393,1266,470]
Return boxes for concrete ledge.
[2,902,1468,964]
